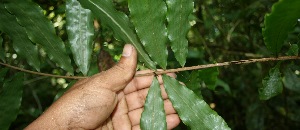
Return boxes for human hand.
[99,70,180,130]
[25,44,180,130]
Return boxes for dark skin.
[25,44,180,130]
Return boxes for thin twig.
[0,62,86,79]
[0,56,299,79]
[135,56,300,77]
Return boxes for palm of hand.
[98,71,179,130]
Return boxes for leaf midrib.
[87,0,150,64]
[165,76,201,125]
[11,2,66,66]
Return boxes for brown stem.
[135,56,300,77]
[0,62,86,79]
[0,56,299,79]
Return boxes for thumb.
[90,44,137,92]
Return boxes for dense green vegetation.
[0,0,300,129]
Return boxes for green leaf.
[77,0,156,69]
[162,75,230,130]
[128,0,168,69]
[66,0,94,75]
[166,0,193,66]
[0,68,9,82]
[185,71,202,97]
[283,65,300,93]
[259,65,283,100]
[0,35,4,62]
[286,44,299,56]
[199,67,219,90]
[4,0,73,73]
[262,0,300,55]
[0,72,24,130]
[141,77,166,130]
[0,5,40,70]
[186,71,200,90]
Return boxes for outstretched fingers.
[122,70,179,129]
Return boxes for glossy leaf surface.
[0,5,40,70]
[128,0,168,69]
[166,0,193,66]
[78,0,156,69]
[259,65,283,100]
[4,0,73,73]
[162,75,230,130]
[262,0,300,55]
[66,0,94,75]
[0,73,24,130]
[141,77,166,130]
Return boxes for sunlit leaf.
[66,0,94,75]
[0,35,4,62]
[4,0,73,73]
[262,0,300,55]
[259,64,283,100]
[166,0,193,66]
[162,75,230,130]
[283,65,300,93]
[0,5,40,70]
[128,0,168,69]
[78,0,156,69]
[0,73,23,130]
[141,77,166,130]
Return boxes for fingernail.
[122,44,133,57]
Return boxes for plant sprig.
[1,56,299,79]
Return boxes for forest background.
[0,0,300,129]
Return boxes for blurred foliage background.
[1,0,300,129]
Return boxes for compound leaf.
[259,65,283,100]
[166,0,193,66]
[262,0,300,55]
[162,75,230,130]
[4,0,73,73]
[66,0,94,75]
[0,73,24,130]
[141,77,166,130]
[129,0,168,69]
[78,0,156,69]
[0,5,40,70]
